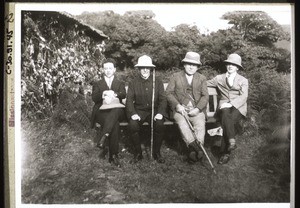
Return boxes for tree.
[77,10,168,70]
[222,11,289,46]
[198,11,291,72]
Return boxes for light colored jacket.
[207,73,248,117]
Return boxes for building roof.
[26,11,109,41]
[58,11,109,41]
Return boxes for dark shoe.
[189,141,204,161]
[227,143,237,151]
[98,147,108,159]
[130,154,143,164]
[218,154,230,164]
[197,150,204,160]
[142,146,150,160]
[188,151,198,162]
[109,155,121,167]
[97,134,108,149]
[153,153,165,163]
[187,158,197,164]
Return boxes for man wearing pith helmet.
[126,55,167,164]
[207,53,249,164]
[166,52,209,164]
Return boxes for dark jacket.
[90,76,126,128]
[125,75,167,120]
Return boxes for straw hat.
[99,97,125,110]
[182,52,202,65]
[224,53,244,69]
[134,55,155,68]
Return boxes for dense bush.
[247,68,291,130]
[21,11,106,120]
[51,84,91,129]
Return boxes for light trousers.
[173,111,206,145]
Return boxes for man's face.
[226,64,239,74]
[103,62,116,78]
[139,67,151,79]
[184,63,198,76]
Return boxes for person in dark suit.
[207,53,249,164]
[166,52,209,163]
[90,59,126,167]
[126,55,167,164]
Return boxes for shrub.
[21,11,106,120]
[247,68,291,131]
[51,84,91,130]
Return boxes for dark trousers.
[219,107,243,153]
[128,113,165,156]
[95,108,124,157]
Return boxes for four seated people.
[91,53,248,167]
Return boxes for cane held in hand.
[181,110,217,174]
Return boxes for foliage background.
[21,10,292,203]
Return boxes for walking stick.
[150,68,155,159]
[181,111,217,174]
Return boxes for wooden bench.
[118,83,218,126]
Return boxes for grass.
[21,118,290,204]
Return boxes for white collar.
[185,74,193,85]
[104,75,114,81]
[226,72,237,79]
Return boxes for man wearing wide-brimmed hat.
[166,52,209,164]
[90,58,126,167]
[207,53,249,164]
[126,55,167,163]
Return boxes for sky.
[16,3,293,33]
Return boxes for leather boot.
[130,153,143,164]
[189,140,204,160]
[109,154,121,167]
[98,147,108,159]
[130,133,143,164]
[153,153,165,163]
[97,134,109,149]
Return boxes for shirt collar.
[185,73,193,79]
[226,72,237,79]
[139,75,152,82]
[104,75,114,80]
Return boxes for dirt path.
[21,120,290,204]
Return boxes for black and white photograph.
[8,2,294,207]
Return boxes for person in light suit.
[207,53,249,164]
[166,52,209,163]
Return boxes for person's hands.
[154,113,163,121]
[220,102,233,109]
[131,114,141,121]
[188,108,200,117]
[103,90,116,98]
[176,104,185,114]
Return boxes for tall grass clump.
[247,68,291,132]
[247,68,291,189]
